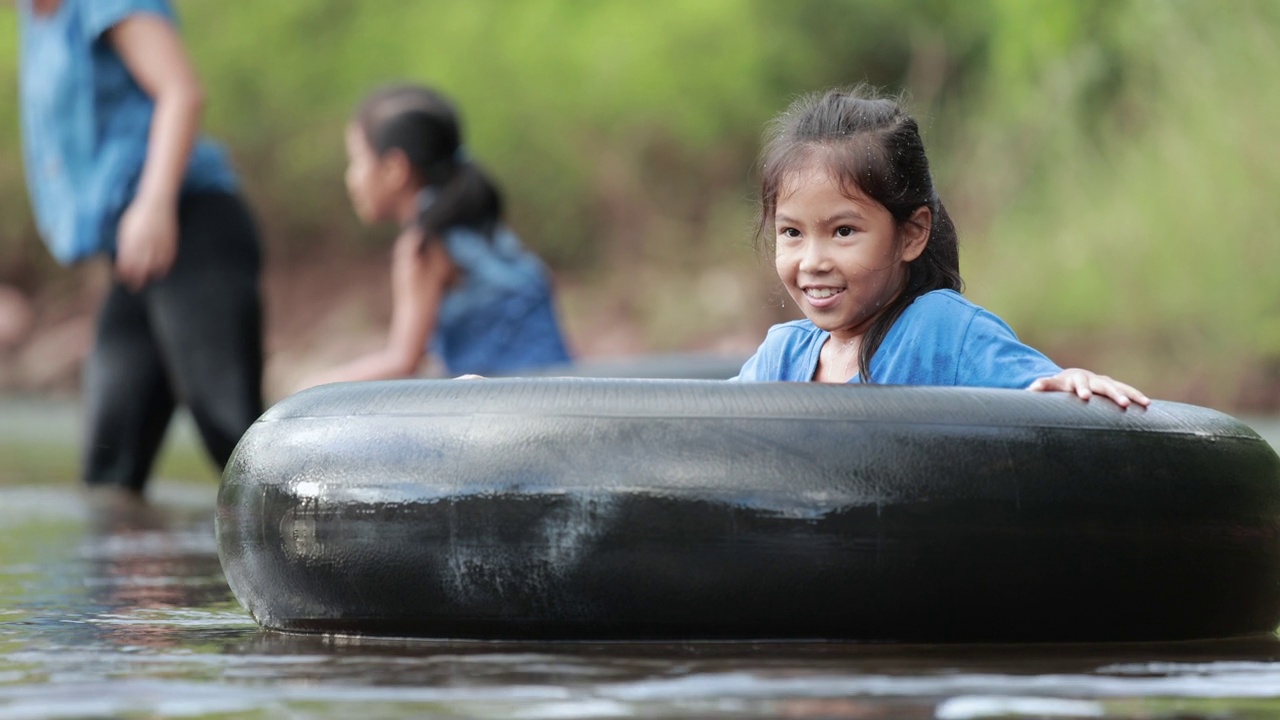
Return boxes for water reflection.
[78,490,231,649]
[1,483,1279,719]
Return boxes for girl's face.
[344,123,404,225]
[773,164,928,344]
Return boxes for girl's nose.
[798,242,831,273]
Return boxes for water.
[2,410,1280,718]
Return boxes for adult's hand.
[115,195,178,291]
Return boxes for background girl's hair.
[355,84,503,242]
[757,83,964,382]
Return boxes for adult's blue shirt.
[733,289,1061,387]
[431,225,572,376]
[18,0,238,264]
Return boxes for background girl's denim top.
[18,0,238,265]
[432,225,571,376]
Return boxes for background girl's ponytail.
[356,84,504,243]
[418,157,503,239]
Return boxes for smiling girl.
[734,85,1148,408]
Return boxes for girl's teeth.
[807,288,836,299]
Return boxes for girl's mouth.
[803,286,844,309]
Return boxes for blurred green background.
[0,0,1277,410]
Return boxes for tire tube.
[497,352,749,380]
[216,379,1280,642]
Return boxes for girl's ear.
[379,148,414,190]
[900,206,932,262]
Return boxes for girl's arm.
[295,231,453,391]
[951,301,1150,407]
[106,14,204,291]
[1028,370,1151,408]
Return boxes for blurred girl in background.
[297,84,571,389]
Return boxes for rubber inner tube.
[498,352,748,380]
[217,378,1280,642]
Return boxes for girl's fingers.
[1099,384,1130,407]
[1122,382,1150,406]
[1075,376,1093,401]
[1086,374,1114,402]
[1030,371,1150,409]
[1106,380,1147,406]
[1093,376,1150,408]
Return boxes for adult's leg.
[145,192,264,469]
[81,282,177,493]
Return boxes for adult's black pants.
[82,192,264,492]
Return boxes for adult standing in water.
[15,0,264,498]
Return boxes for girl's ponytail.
[417,157,504,241]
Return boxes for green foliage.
[957,0,1280,403]
[1,1,1278,404]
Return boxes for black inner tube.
[217,379,1280,642]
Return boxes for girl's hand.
[115,196,179,291]
[1027,369,1151,409]
[289,230,454,391]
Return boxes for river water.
[2,404,1280,719]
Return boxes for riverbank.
[0,251,774,406]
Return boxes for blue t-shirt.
[733,289,1061,387]
[18,0,238,264]
[431,225,572,376]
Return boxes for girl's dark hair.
[355,84,503,242]
[757,84,964,382]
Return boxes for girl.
[297,84,571,389]
[735,85,1149,408]
[18,0,264,496]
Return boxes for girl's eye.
[835,226,855,237]
[778,227,801,238]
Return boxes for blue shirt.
[432,225,572,376]
[18,0,238,264]
[733,289,1061,387]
